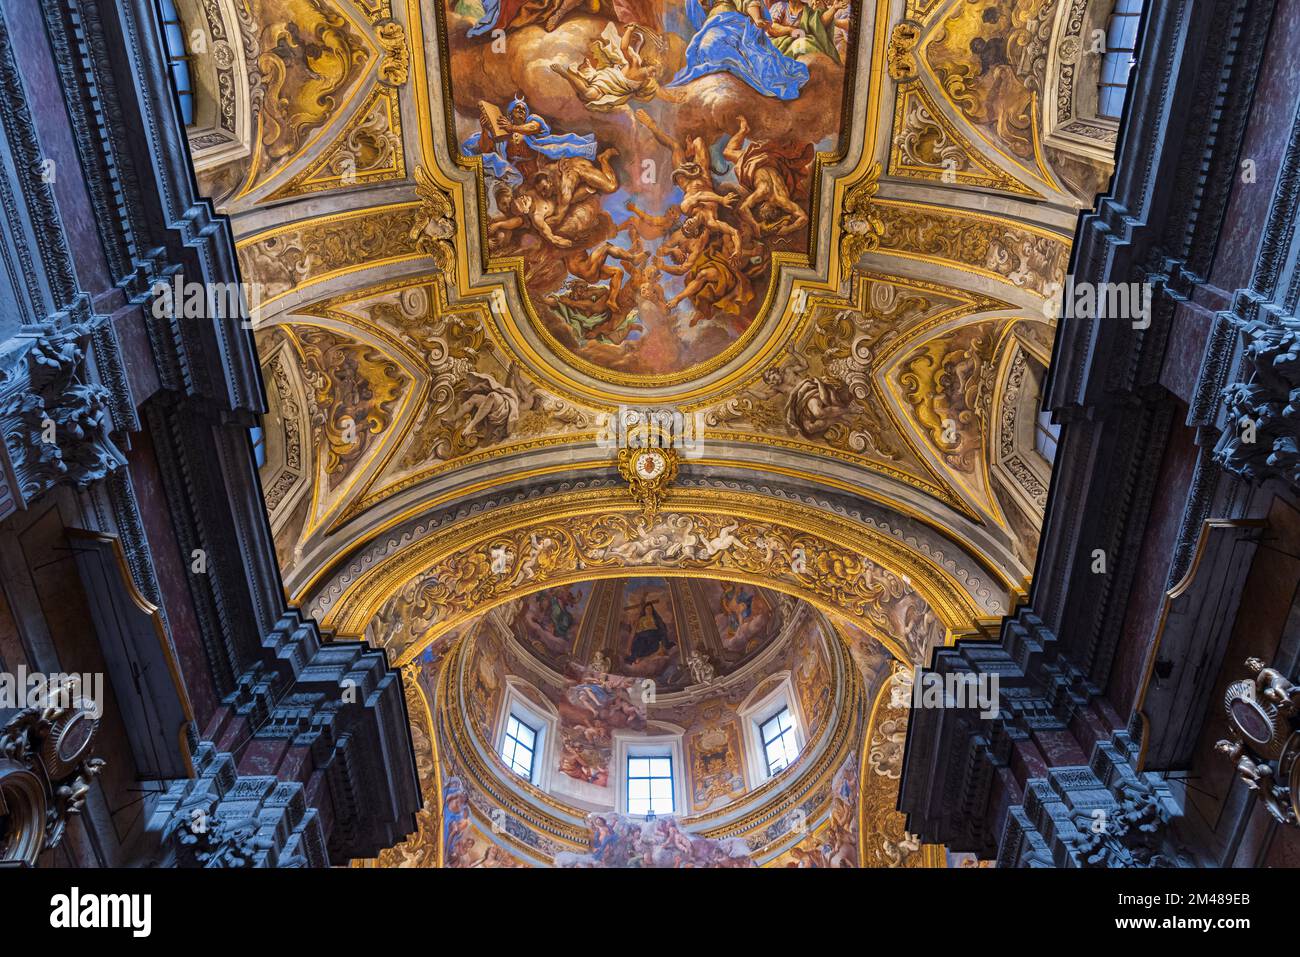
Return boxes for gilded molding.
[314,487,984,659]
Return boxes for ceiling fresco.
[498,577,793,692]
[367,587,936,866]
[444,0,859,379]
[180,0,1123,865]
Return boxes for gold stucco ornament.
[617,446,679,522]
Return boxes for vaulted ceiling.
[183,0,1118,839]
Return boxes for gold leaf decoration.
[840,162,885,277]
[411,166,457,271]
[375,17,410,87]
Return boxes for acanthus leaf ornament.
[0,331,125,518]
[886,21,922,82]
[1215,319,1300,489]
[411,166,457,271]
[375,18,410,88]
[617,446,678,522]
[840,162,885,278]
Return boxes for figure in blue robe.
[667,0,809,101]
[460,94,597,184]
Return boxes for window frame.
[493,681,557,790]
[157,0,196,127]
[759,705,800,777]
[612,730,687,818]
[1097,0,1143,120]
[250,425,267,469]
[625,752,675,818]
[739,674,807,788]
[500,711,539,783]
[1034,407,1061,465]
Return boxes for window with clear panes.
[1035,408,1060,464]
[1099,0,1143,120]
[501,713,537,781]
[626,754,673,816]
[158,0,196,125]
[760,707,800,776]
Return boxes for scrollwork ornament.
[617,446,678,522]
[375,18,410,87]
[411,166,457,271]
[886,21,922,82]
[0,685,106,863]
[840,163,884,277]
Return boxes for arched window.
[158,0,195,125]
[1044,0,1147,165]
[1098,0,1143,120]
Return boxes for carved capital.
[1215,318,1300,488]
[0,330,125,518]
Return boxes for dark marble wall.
[0,0,419,867]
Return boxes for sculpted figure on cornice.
[0,334,125,510]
